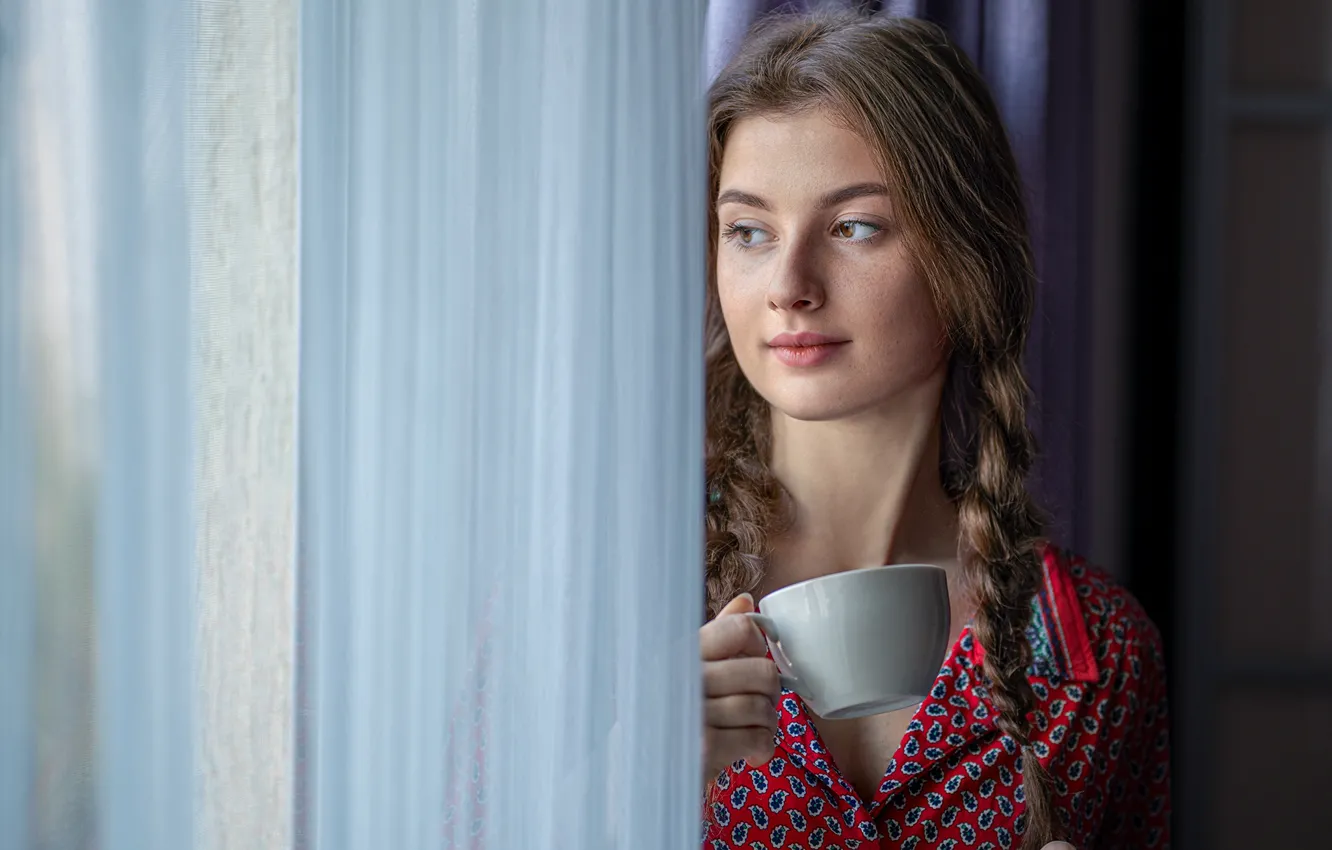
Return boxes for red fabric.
[1042,551,1098,683]
[703,549,1171,849]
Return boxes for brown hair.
[704,10,1058,846]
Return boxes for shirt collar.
[967,546,1099,684]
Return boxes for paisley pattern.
[703,548,1171,849]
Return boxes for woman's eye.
[833,220,880,241]
[723,223,773,249]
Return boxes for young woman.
[698,11,1169,850]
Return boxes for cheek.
[855,275,948,369]
[715,267,753,334]
[876,288,942,340]
[715,271,771,383]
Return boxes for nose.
[765,239,826,313]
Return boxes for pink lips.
[767,332,849,367]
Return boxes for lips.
[766,332,849,367]
[767,332,846,348]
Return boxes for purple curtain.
[705,0,1093,552]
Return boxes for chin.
[761,387,868,423]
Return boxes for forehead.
[718,109,885,203]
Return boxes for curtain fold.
[190,2,300,848]
[1,1,198,849]
[92,3,196,849]
[0,4,37,844]
[299,2,707,847]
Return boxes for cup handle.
[745,612,801,692]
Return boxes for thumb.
[718,592,756,617]
[1041,843,1077,850]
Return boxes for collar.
[967,546,1099,684]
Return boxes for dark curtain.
[705,0,1093,551]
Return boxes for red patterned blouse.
[702,548,1171,849]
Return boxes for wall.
[1178,1,1332,846]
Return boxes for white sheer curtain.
[1,2,196,849]
[299,2,706,848]
[2,1,299,849]
[3,1,705,848]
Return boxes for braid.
[703,336,785,621]
[951,352,1058,848]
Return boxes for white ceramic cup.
[746,564,950,720]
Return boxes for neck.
[767,384,958,579]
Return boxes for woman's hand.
[701,593,782,782]
[1041,844,1076,849]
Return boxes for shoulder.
[1022,556,1172,844]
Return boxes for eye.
[832,220,881,242]
[722,222,774,249]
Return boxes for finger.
[700,613,769,661]
[1040,844,1077,850]
[701,598,768,661]
[704,726,777,770]
[717,592,755,618]
[704,656,782,701]
[705,694,780,731]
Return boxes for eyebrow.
[714,182,891,212]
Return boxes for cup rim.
[759,562,946,609]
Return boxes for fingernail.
[738,592,754,605]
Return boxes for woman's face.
[715,108,948,422]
